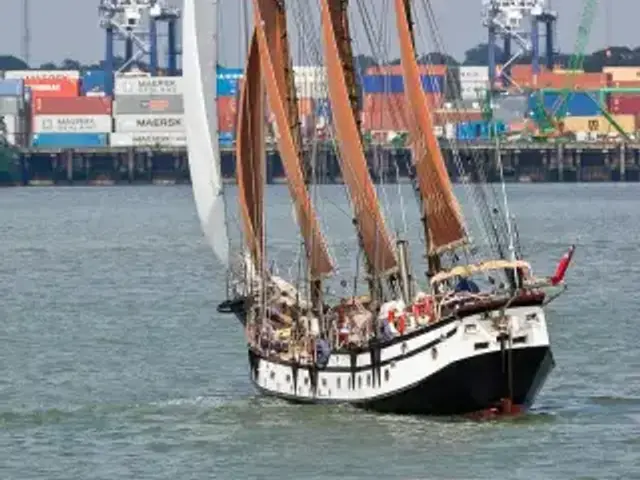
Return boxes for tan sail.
[252,0,334,279]
[320,0,397,275]
[394,0,467,254]
[236,31,266,269]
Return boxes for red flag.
[550,245,576,285]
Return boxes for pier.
[4,141,640,186]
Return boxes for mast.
[236,32,266,275]
[252,0,335,319]
[320,0,398,302]
[394,0,467,277]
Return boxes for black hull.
[359,345,554,415]
[252,345,554,416]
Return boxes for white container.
[444,123,456,139]
[433,125,444,137]
[3,70,80,79]
[109,132,186,147]
[32,115,113,134]
[574,131,588,141]
[114,76,184,96]
[459,66,489,81]
[114,114,185,132]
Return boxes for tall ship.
[182,0,575,416]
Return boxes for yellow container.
[561,114,636,134]
[603,67,640,82]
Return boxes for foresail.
[252,0,334,279]
[394,0,467,254]
[320,0,397,276]
[236,32,266,270]
[182,0,229,267]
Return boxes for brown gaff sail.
[394,0,467,255]
[252,0,334,279]
[320,0,398,276]
[236,31,266,270]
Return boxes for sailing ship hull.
[245,303,554,416]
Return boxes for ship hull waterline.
[226,299,554,416]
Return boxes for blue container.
[315,98,332,119]
[219,132,235,147]
[31,133,108,148]
[81,70,108,94]
[362,74,444,94]
[0,79,25,97]
[528,91,602,117]
[216,67,243,97]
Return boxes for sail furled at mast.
[236,31,266,270]
[320,0,398,276]
[394,0,467,254]
[252,0,334,279]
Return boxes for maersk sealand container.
[527,91,606,117]
[362,75,444,94]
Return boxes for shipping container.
[24,77,80,97]
[528,91,607,117]
[0,79,25,96]
[114,76,184,96]
[603,67,640,82]
[32,115,112,134]
[217,67,243,97]
[314,98,332,118]
[219,132,235,147]
[293,78,328,99]
[459,66,489,81]
[362,74,444,94]
[4,70,80,80]
[217,96,237,133]
[365,64,447,76]
[561,114,636,135]
[81,70,108,94]
[610,95,640,115]
[512,71,610,90]
[110,132,186,148]
[114,95,183,115]
[114,114,184,132]
[460,81,487,100]
[610,81,640,89]
[0,96,24,115]
[432,109,483,125]
[33,96,112,115]
[1,114,27,146]
[30,133,108,148]
[361,93,445,131]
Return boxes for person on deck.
[454,276,480,294]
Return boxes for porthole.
[337,377,342,389]
[431,347,438,360]
[384,369,390,382]
[322,378,327,387]
[366,374,371,386]
[285,374,291,383]
[304,377,309,385]
[269,371,275,380]
[358,376,362,388]
[347,377,352,389]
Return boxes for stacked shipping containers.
[0,79,27,147]
[111,76,185,147]
[459,66,489,100]
[361,65,445,132]
[216,68,242,147]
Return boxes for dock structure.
[4,141,640,186]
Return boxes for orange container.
[24,77,80,97]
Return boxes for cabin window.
[269,371,275,380]
[384,369,390,382]
[304,377,309,385]
[347,377,352,389]
[322,378,327,387]
[337,377,342,389]
[366,374,371,386]
[358,376,362,388]
[285,374,291,383]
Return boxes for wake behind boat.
[183,0,574,416]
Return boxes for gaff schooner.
[183,0,575,416]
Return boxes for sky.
[0,0,638,68]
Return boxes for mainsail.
[182,0,229,267]
[252,0,334,279]
[394,0,467,255]
[236,32,266,270]
[320,0,398,276]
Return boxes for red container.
[610,80,640,88]
[432,109,483,125]
[361,93,443,131]
[365,64,447,76]
[610,95,640,115]
[32,96,113,115]
[24,77,80,97]
[217,96,237,132]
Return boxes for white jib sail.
[182,0,229,268]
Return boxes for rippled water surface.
[1,184,639,479]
